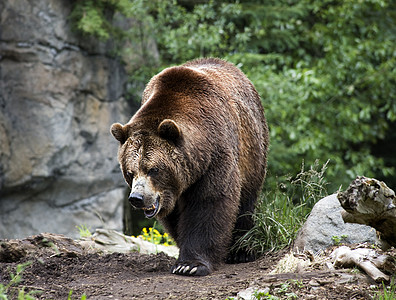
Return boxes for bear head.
[110,119,186,219]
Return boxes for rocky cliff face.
[0,0,134,238]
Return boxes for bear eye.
[126,171,134,182]
[148,168,159,176]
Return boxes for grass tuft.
[234,160,329,255]
[76,224,92,239]
[0,261,41,300]
[374,277,396,300]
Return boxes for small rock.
[308,279,320,286]
[237,287,270,300]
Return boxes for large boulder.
[293,194,378,253]
[0,0,135,238]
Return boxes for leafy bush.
[70,0,396,193]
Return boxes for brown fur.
[111,58,269,276]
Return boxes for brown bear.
[110,58,269,276]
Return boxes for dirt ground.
[0,233,393,299]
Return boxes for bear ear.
[158,119,181,143]
[110,123,127,144]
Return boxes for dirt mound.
[0,233,392,299]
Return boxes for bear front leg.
[171,191,239,276]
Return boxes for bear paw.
[226,250,256,264]
[171,261,210,276]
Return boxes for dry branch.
[331,246,391,282]
[337,176,396,247]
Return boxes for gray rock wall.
[0,0,134,238]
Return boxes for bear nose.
[129,192,145,208]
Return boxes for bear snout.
[129,192,145,208]
[128,177,161,218]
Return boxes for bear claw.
[226,250,256,264]
[171,263,209,276]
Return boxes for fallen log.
[337,176,396,248]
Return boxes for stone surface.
[0,0,136,238]
[293,194,378,253]
[86,229,179,258]
[0,231,179,263]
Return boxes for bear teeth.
[142,204,154,211]
[143,198,160,218]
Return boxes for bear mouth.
[143,197,160,218]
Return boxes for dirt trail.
[0,233,391,299]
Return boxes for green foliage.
[276,279,304,299]
[234,161,328,255]
[152,1,249,63]
[134,222,176,246]
[70,0,396,192]
[249,279,303,299]
[69,0,130,40]
[227,0,396,190]
[374,277,396,300]
[0,262,41,300]
[76,224,92,238]
[67,290,87,300]
[331,234,348,246]
[252,289,276,300]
